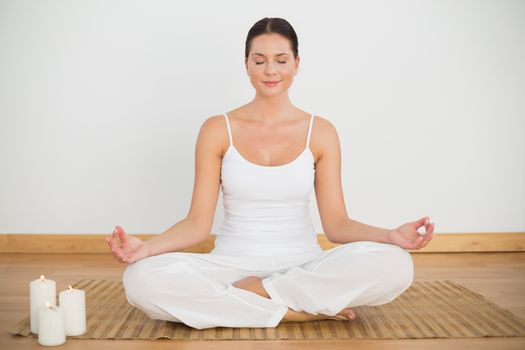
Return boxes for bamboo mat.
[10,279,525,340]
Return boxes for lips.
[263,81,280,86]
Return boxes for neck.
[248,92,295,124]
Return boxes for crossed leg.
[233,241,414,324]
[233,276,356,322]
[122,241,412,329]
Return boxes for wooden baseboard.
[0,232,524,254]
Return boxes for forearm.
[144,218,209,257]
[327,218,392,244]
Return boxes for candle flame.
[68,285,73,291]
[40,275,45,282]
[46,302,52,309]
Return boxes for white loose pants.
[122,241,414,330]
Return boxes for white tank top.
[210,113,323,259]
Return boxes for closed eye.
[255,61,287,65]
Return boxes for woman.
[106,17,435,330]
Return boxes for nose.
[264,61,278,75]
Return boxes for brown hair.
[245,17,299,60]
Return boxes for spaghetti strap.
[223,114,233,147]
[305,114,314,149]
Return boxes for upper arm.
[185,115,224,235]
[313,117,350,240]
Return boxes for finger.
[106,236,116,251]
[425,218,432,232]
[414,217,429,235]
[114,250,125,261]
[420,236,432,249]
[115,225,128,244]
[422,223,435,241]
[408,236,424,250]
[421,226,435,247]
[414,216,429,229]
[415,229,434,249]
[107,246,120,261]
[427,223,434,233]
[107,237,123,259]
[417,216,430,229]
[107,236,118,251]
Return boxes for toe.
[337,308,356,320]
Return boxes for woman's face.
[245,33,300,97]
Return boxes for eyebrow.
[251,53,289,57]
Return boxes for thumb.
[115,225,128,243]
[413,216,429,227]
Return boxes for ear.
[295,55,300,74]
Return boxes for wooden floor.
[2,252,525,349]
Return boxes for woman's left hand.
[387,217,435,250]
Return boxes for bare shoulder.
[198,114,228,157]
[201,114,225,127]
[311,115,340,162]
[313,115,338,136]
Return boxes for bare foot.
[232,276,271,298]
[232,276,357,323]
[336,307,357,321]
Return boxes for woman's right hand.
[106,225,150,264]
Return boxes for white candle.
[38,302,66,346]
[29,275,56,334]
[58,285,86,336]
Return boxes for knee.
[122,255,198,306]
[122,257,168,309]
[383,243,414,291]
[122,257,189,322]
[354,241,414,291]
[364,243,414,300]
[122,259,150,307]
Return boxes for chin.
[257,84,291,95]
[257,90,286,98]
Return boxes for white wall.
[0,0,523,235]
